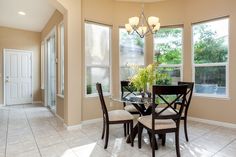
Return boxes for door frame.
[3,49,33,106]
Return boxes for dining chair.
[138,85,187,157]
[155,82,194,142]
[96,83,134,149]
[121,80,140,136]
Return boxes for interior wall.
[81,0,236,124]
[183,0,236,124]
[40,10,64,118]
[0,26,41,103]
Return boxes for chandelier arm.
[134,29,144,38]
[142,12,154,34]
[143,29,151,37]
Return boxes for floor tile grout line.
[46,107,113,156]
[4,110,10,157]
[211,138,236,157]
[23,104,42,157]
[187,125,220,143]
[45,107,81,157]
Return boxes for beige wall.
[41,10,63,40]
[40,10,64,118]
[81,0,236,124]
[183,0,236,124]
[49,0,83,126]
[0,27,41,103]
[48,0,236,125]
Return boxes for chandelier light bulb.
[125,24,133,34]
[129,17,139,27]
[148,16,159,27]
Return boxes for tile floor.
[0,104,236,157]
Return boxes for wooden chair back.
[152,85,188,129]
[178,82,194,117]
[96,83,109,121]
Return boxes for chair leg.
[184,118,189,142]
[101,118,105,139]
[124,123,127,137]
[127,123,130,135]
[138,122,143,149]
[130,121,133,147]
[162,133,166,146]
[148,131,158,150]
[175,130,181,157]
[152,132,155,157]
[104,124,109,149]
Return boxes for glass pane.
[195,66,226,95]
[85,23,110,66]
[86,67,110,94]
[120,66,140,81]
[157,67,181,85]
[119,28,145,67]
[193,18,228,64]
[154,27,183,64]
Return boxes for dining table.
[111,94,158,149]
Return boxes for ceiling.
[0,0,55,32]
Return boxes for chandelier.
[125,4,160,38]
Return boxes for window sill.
[193,93,230,100]
[85,93,111,98]
[57,94,64,99]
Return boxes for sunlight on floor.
[63,142,97,157]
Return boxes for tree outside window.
[193,18,229,96]
[154,27,183,85]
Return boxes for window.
[119,28,145,81]
[85,22,111,95]
[60,23,64,95]
[154,26,183,85]
[192,18,229,97]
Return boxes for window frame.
[191,17,229,98]
[84,21,112,97]
[153,25,184,84]
[58,22,65,97]
[119,26,146,82]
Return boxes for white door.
[4,49,33,105]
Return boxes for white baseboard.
[188,116,236,129]
[33,101,43,104]
[63,118,103,130]
[64,123,82,130]
[82,118,102,125]
[0,104,4,107]
[55,113,64,122]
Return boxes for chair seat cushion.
[124,104,139,113]
[155,108,185,117]
[138,115,176,130]
[108,110,134,121]
[155,107,176,116]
